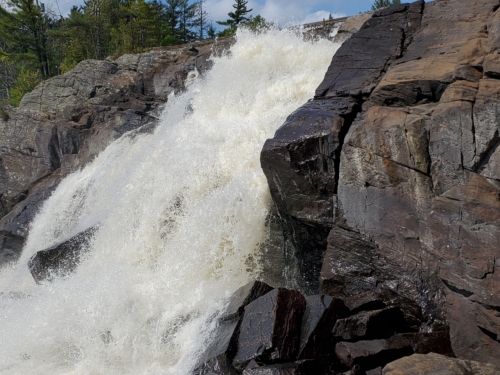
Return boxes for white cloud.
[207,0,346,27]
[302,10,346,24]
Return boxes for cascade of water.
[0,29,340,375]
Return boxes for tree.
[207,21,216,39]
[177,0,197,43]
[0,0,54,79]
[192,0,209,40]
[371,0,401,10]
[217,0,252,28]
[242,15,270,33]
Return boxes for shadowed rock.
[233,288,306,371]
[194,281,273,375]
[335,332,453,371]
[28,226,97,282]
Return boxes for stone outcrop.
[0,40,231,265]
[261,0,500,367]
[201,285,453,375]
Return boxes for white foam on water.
[0,28,340,375]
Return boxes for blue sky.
[36,0,375,25]
[207,0,375,25]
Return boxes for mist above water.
[0,28,340,375]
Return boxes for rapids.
[0,28,340,374]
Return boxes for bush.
[9,68,41,107]
[0,108,9,122]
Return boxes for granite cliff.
[261,0,500,369]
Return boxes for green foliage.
[371,0,401,11]
[0,0,219,103]
[9,66,41,106]
[207,22,216,39]
[242,15,271,33]
[0,103,9,121]
[217,0,252,30]
[0,0,55,79]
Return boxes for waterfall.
[0,29,340,375]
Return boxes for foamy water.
[0,29,340,375]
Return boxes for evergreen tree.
[242,15,270,33]
[0,0,54,79]
[177,0,197,43]
[192,0,209,40]
[371,0,401,10]
[217,0,252,28]
[207,22,216,39]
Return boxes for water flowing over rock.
[261,0,500,367]
[0,29,342,374]
[0,40,230,264]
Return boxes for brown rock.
[383,352,500,375]
[332,307,410,341]
[335,332,453,370]
[484,53,500,78]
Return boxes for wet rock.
[299,295,349,360]
[335,332,453,370]
[28,226,97,282]
[242,360,318,375]
[332,307,410,341]
[195,281,273,375]
[233,288,306,371]
[344,292,386,315]
[383,352,500,375]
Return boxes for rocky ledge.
[261,0,500,369]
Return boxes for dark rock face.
[194,281,273,375]
[233,289,306,371]
[0,40,232,264]
[261,0,500,367]
[28,226,97,282]
[203,283,453,375]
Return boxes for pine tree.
[0,0,53,79]
[217,0,252,28]
[371,0,401,11]
[192,0,209,40]
[207,22,216,39]
[177,0,197,43]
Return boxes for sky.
[37,0,376,26]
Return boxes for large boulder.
[233,288,306,371]
[383,353,500,375]
[28,226,97,282]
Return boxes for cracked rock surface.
[261,0,500,366]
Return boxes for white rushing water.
[0,29,340,375]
